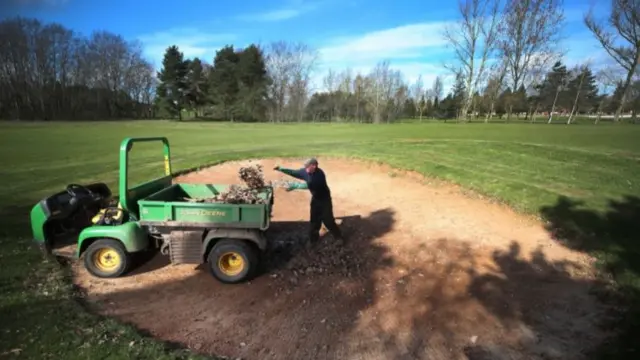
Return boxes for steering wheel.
[65,183,95,199]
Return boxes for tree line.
[154,41,324,122]
[0,17,155,120]
[434,0,639,123]
[1,0,639,122]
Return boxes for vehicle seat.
[91,201,126,225]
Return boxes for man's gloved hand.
[285,182,306,192]
[273,165,281,171]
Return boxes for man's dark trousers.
[309,196,343,243]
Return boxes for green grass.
[1,120,639,359]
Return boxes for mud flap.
[168,230,203,264]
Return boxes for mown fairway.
[1,121,640,359]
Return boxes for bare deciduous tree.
[567,61,592,124]
[336,68,353,120]
[499,0,565,92]
[585,0,640,121]
[410,75,425,120]
[322,68,338,120]
[483,59,508,122]
[526,54,556,122]
[365,60,390,123]
[595,66,624,123]
[443,0,502,121]
[265,40,318,122]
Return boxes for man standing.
[274,158,344,244]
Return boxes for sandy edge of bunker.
[71,157,611,360]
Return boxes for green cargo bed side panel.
[77,222,149,257]
[137,183,273,230]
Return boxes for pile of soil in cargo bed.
[72,158,609,360]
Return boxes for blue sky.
[3,0,614,92]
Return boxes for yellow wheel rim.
[93,248,121,272]
[217,252,245,276]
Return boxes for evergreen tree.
[156,45,189,120]
[209,45,240,121]
[513,85,528,115]
[566,66,599,114]
[497,87,513,118]
[403,98,415,118]
[185,57,208,117]
[451,71,467,119]
[606,81,625,113]
[236,44,270,121]
[539,61,570,113]
[439,94,457,119]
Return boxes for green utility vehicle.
[30,137,274,284]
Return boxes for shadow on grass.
[0,204,34,238]
[540,195,640,359]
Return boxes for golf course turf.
[1,120,639,359]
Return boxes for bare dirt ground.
[72,158,609,360]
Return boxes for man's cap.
[304,157,318,167]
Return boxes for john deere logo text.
[180,209,226,217]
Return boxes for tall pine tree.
[236,44,269,121]
[451,71,467,120]
[156,45,189,120]
[185,57,208,117]
[208,45,240,121]
[539,61,570,115]
[567,66,599,115]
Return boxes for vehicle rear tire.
[83,239,130,278]
[207,239,258,284]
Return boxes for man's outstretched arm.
[274,165,305,180]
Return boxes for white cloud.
[319,22,451,65]
[313,22,455,93]
[138,28,236,68]
[236,8,304,22]
[235,0,321,22]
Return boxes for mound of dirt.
[72,158,608,360]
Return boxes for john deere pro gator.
[30,137,274,284]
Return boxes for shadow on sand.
[58,201,629,359]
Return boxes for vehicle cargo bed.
[137,183,273,229]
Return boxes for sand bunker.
[72,158,607,360]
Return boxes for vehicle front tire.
[207,239,258,284]
[83,239,130,278]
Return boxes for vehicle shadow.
[127,212,391,279]
[127,250,171,276]
[539,195,640,359]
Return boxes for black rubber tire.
[83,238,130,278]
[207,239,258,284]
